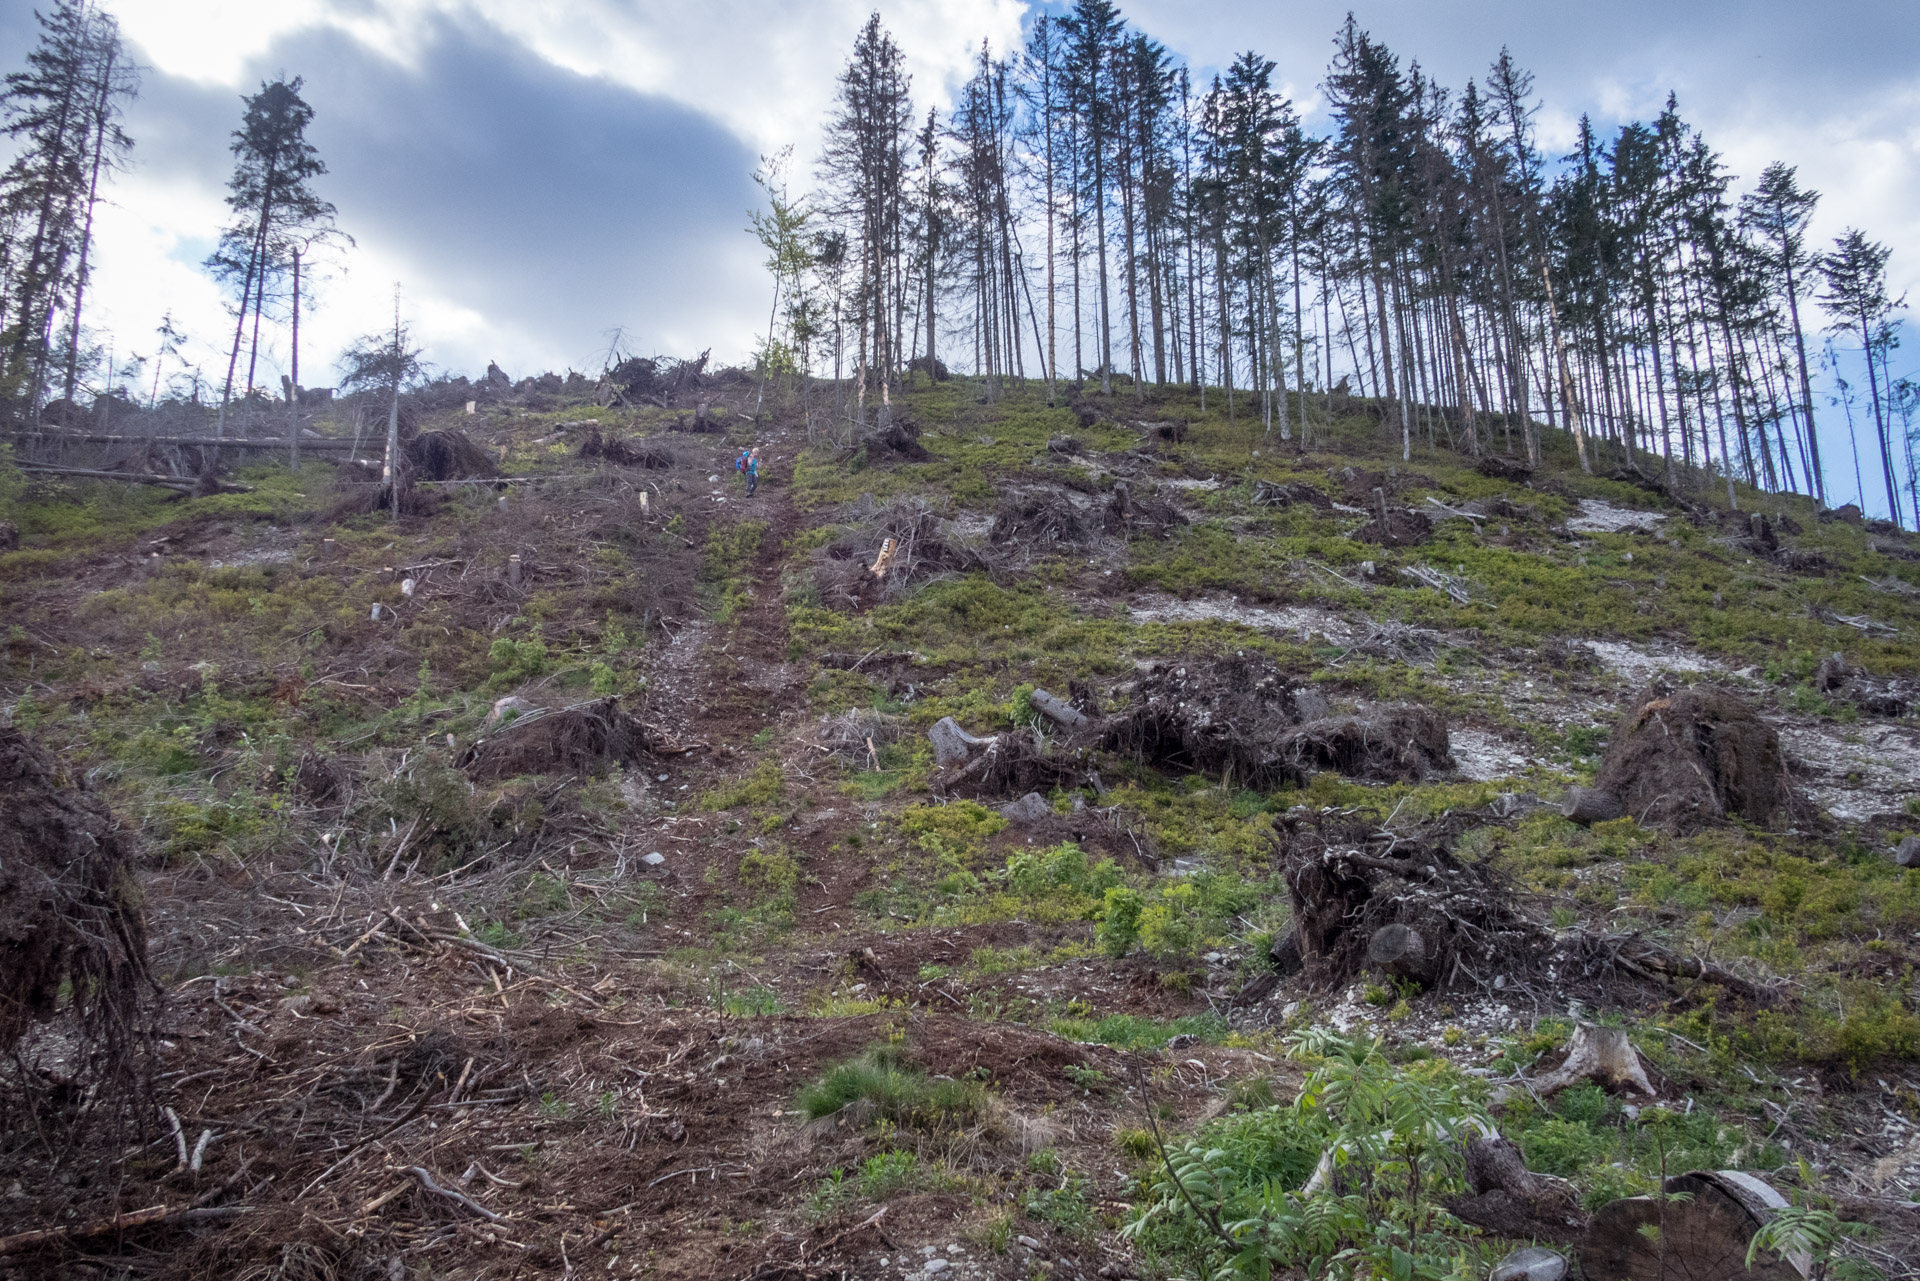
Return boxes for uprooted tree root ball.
[578,427,679,469]
[1100,656,1328,788]
[1589,683,1812,832]
[813,496,992,611]
[1274,704,1454,783]
[458,697,670,782]
[1271,809,1543,992]
[0,727,151,1120]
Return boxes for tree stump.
[1534,1022,1655,1096]
[1578,1171,1807,1281]
[1366,923,1435,984]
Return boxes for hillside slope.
[3,376,1919,1280]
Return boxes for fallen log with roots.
[1268,809,1776,1004]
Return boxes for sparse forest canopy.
[763,3,1916,525]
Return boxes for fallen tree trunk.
[15,463,254,493]
[16,432,372,451]
[1029,688,1091,731]
[0,1204,250,1254]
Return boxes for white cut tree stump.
[1533,1022,1655,1096]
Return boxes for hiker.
[736,446,762,496]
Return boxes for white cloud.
[113,0,1029,152]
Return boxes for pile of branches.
[578,428,677,470]
[458,698,680,782]
[807,708,903,769]
[0,727,151,1127]
[602,350,710,407]
[1103,480,1186,537]
[990,487,1094,549]
[813,497,991,611]
[932,724,1088,799]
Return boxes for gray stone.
[929,716,992,767]
[1490,1247,1567,1281]
[1893,836,1920,868]
[1000,792,1053,824]
[641,852,666,867]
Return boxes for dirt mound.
[459,697,663,781]
[1275,705,1454,783]
[579,428,678,469]
[990,488,1094,549]
[1590,685,1808,832]
[0,727,149,1081]
[1100,657,1328,788]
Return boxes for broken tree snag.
[1365,923,1436,984]
[1579,1171,1806,1281]
[1532,1022,1655,1097]
[1561,784,1625,826]
[1592,685,1809,832]
[1028,688,1091,731]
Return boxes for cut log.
[1029,688,1090,731]
[1491,1247,1568,1281]
[1578,1170,1807,1281]
[1366,923,1435,984]
[1532,1022,1655,1096]
[1562,785,1626,826]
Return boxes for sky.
[3,0,1916,503]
